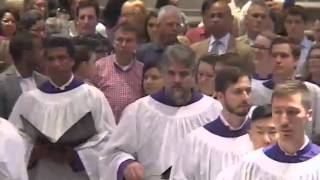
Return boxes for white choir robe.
[169,116,254,180]
[9,81,116,180]
[250,80,320,136]
[217,139,320,180]
[0,118,28,180]
[99,91,223,180]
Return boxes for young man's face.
[77,6,97,36]
[46,47,74,78]
[271,43,297,78]
[252,35,272,63]
[285,15,305,41]
[272,93,311,141]
[249,117,278,149]
[218,76,251,117]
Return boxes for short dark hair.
[45,36,75,59]
[270,36,301,60]
[272,80,311,110]
[251,104,272,123]
[114,23,138,38]
[215,66,249,93]
[9,31,35,63]
[201,0,219,14]
[0,7,19,35]
[19,9,43,31]
[76,0,100,19]
[284,5,307,23]
[143,60,161,77]
[72,45,91,72]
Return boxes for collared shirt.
[281,135,309,156]
[296,36,313,76]
[113,55,135,72]
[16,69,37,92]
[208,33,230,55]
[49,74,74,91]
[94,54,143,123]
[220,114,250,131]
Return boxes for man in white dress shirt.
[170,66,254,180]
[284,5,313,77]
[0,31,47,119]
[99,44,223,180]
[219,80,320,180]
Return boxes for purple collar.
[204,116,251,138]
[150,90,203,107]
[40,79,84,94]
[262,79,275,90]
[263,143,320,163]
[253,74,272,81]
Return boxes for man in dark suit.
[0,31,47,119]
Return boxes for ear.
[306,109,312,122]
[216,91,224,102]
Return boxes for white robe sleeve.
[169,133,199,180]
[99,103,139,180]
[0,119,28,180]
[75,86,116,180]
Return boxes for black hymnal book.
[161,166,172,180]
[20,112,97,148]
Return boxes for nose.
[263,134,272,145]
[242,91,250,100]
[173,74,181,83]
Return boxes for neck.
[15,63,33,78]
[212,32,227,40]
[115,53,134,66]
[247,31,258,42]
[273,73,292,84]
[50,73,73,87]
[278,134,305,155]
[255,62,272,79]
[221,109,246,129]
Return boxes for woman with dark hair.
[0,8,19,40]
[304,44,320,86]
[145,10,158,43]
[143,61,164,95]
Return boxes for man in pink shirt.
[94,24,143,123]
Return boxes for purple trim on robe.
[262,79,275,90]
[39,79,84,94]
[253,74,272,81]
[150,90,203,107]
[117,159,136,180]
[204,116,251,138]
[263,143,320,163]
[70,153,85,172]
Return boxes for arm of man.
[99,101,143,180]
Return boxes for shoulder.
[0,118,23,144]
[95,55,113,66]
[191,38,209,49]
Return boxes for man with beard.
[250,37,320,137]
[169,66,254,180]
[99,44,223,180]
[221,81,320,180]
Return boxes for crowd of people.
[0,0,320,179]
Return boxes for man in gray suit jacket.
[0,31,47,119]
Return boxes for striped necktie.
[211,40,221,55]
